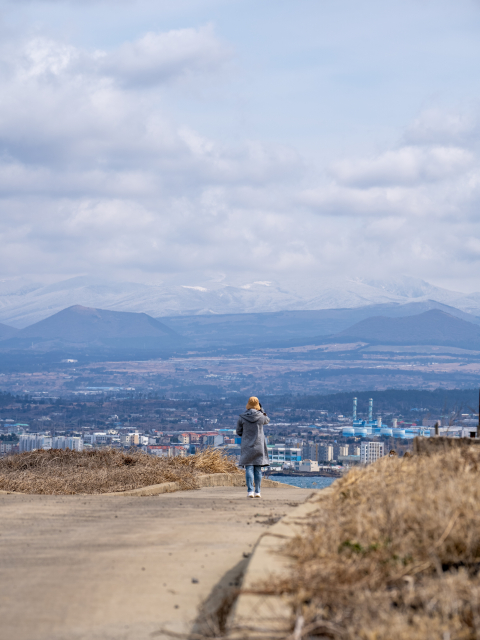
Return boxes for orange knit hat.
[246,396,261,410]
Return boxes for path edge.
[104,473,292,496]
[227,487,335,639]
[0,473,295,496]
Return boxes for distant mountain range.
[0,302,479,353]
[160,300,480,347]
[2,274,480,328]
[333,309,480,349]
[0,306,181,350]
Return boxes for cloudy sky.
[2,0,480,292]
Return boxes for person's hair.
[246,396,261,410]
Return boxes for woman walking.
[236,396,270,498]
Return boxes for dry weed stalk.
[0,447,240,495]
[267,448,480,640]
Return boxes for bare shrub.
[266,448,480,639]
[0,447,240,495]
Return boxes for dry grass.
[0,447,240,495]
[267,447,480,640]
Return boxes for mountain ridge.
[0,322,17,340]
[1,275,479,328]
[0,305,182,350]
[160,300,480,347]
[0,304,479,353]
[331,309,480,349]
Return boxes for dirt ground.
[0,485,312,640]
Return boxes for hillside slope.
[161,300,480,347]
[334,309,480,348]
[0,305,181,349]
[0,322,17,340]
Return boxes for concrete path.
[0,485,312,640]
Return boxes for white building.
[42,436,53,450]
[82,433,108,446]
[299,460,319,472]
[303,443,333,462]
[126,432,140,445]
[18,434,83,452]
[18,434,53,452]
[146,445,186,458]
[18,435,29,452]
[66,437,83,452]
[285,437,304,446]
[0,442,15,454]
[360,441,385,464]
[339,445,349,457]
[267,446,302,465]
[53,436,67,449]
[458,426,478,438]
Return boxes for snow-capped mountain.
[0,274,477,328]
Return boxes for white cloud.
[2,24,480,293]
[404,109,480,147]
[330,145,474,187]
[95,26,230,87]
[11,26,230,88]
[0,29,305,281]
[20,38,78,78]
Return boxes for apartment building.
[0,442,18,455]
[318,444,334,462]
[19,434,51,452]
[146,445,186,458]
[360,441,385,464]
[268,446,302,465]
[18,434,83,452]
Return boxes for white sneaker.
[254,493,261,498]
[247,492,254,498]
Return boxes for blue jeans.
[245,465,262,493]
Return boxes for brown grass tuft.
[267,447,480,639]
[0,447,240,495]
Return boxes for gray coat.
[236,409,270,467]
